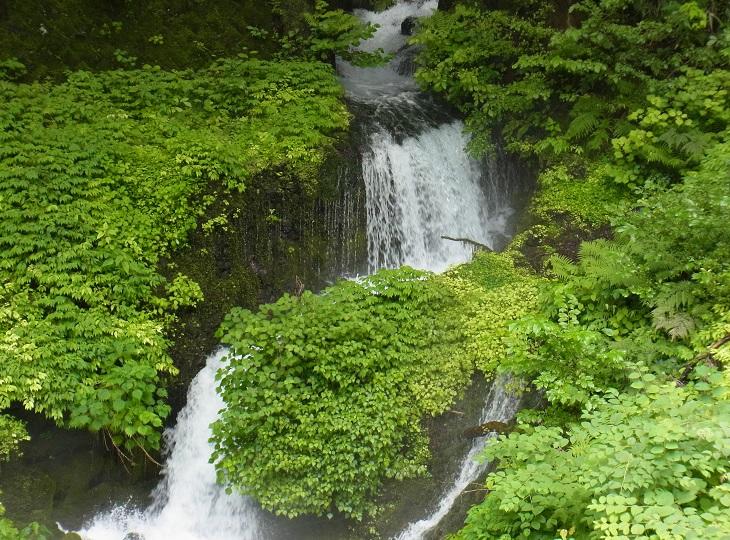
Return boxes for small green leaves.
[0,57,349,458]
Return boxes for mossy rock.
[0,466,55,525]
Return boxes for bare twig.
[441,235,493,252]
[103,429,132,474]
[132,436,164,468]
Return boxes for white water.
[395,380,519,540]
[343,0,514,273]
[363,122,512,272]
[337,0,438,99]
[79,350,261,540]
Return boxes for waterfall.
[76,1,524,538]
[78,350,261,540]
[394,380,519,540]
[343,0,516,273]
[363,122,513,272]
[347,2,522,537]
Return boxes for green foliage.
[211,251,549,519]
[608,67,730,188]
[0,415,27,540]
[413,3,730,539]
[529,165,626,228]
[0,59,25,82]
[273,0,388,67]
[544,140,730,347]
[212,267,473,519]
[452,110,730,540]
[371,0,397,11]
[0,0,308,81]
[0,416,27,462]
[411,3,552,155]
[456,367,730,540]
[0,506,21,540]
[413,0,730,182]
[444,252,543,374]
[0,58,349,453]
[492,139,730,410]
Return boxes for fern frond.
[653,310,696,340]
[565,112,600,141]
[548,254,577,280]
[650,281,695,312]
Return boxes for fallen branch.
[441,235,493,252]
[676,333,729,387]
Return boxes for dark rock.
[463,420,514,439]
[123,533,145,540]
[401,16,419,36]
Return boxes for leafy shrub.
[212,267,472,518]
[456,367,730,539]
[0,416,27,462]
[529,165,626,228]
[413,0,730,178]
[444,252,543,374]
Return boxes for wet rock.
[123,533,145,540]
[401,16,419,35]
[462,420,514,439]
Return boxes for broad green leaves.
[211,252,541,519]
[212,267,470,519]
[414,5,730,537]
[413,0,729,186]
[0,415,27,463]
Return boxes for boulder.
[401,16,419,36]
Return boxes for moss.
[530,164,626,229]
[161,136,366,410]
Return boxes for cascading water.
[363,122,512,272]
[79,350,261,540]
[342,0,517,273]
[346,2,522,536]
[76,1,524,538]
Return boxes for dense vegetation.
[212,254,536,518]
[0,0,386,81]
[456,142,730,539]
[1,0,729,537]
[407,0,730,538]
[189,0,730,532]
[0,56,349,456]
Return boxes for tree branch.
[441,235,493,252]
[676,333,729,387]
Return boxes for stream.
[77,1,523,538]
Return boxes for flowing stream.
[78,1,522,538]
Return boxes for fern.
[653,310,696,340]
[565,111,600,141]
